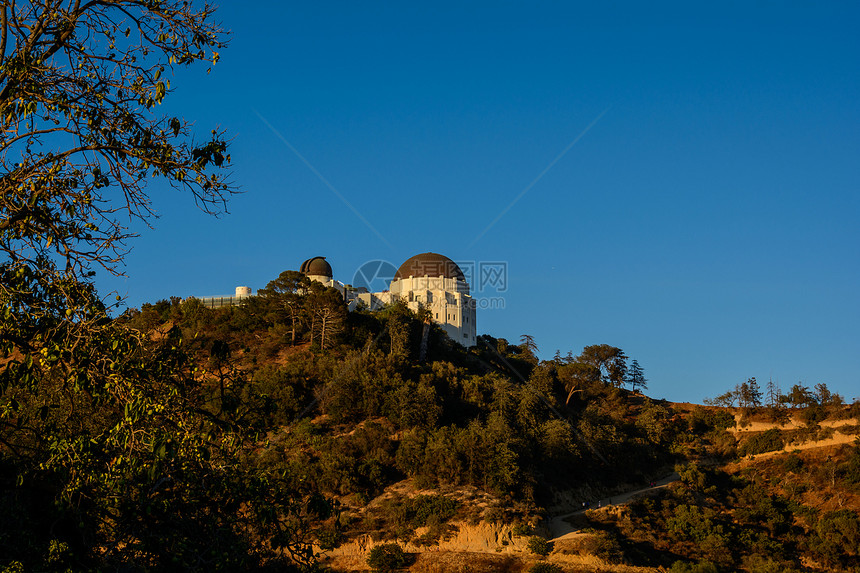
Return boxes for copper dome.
[300,256,333,278]
[393,252,465,282]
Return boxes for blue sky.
[101,2,860,404]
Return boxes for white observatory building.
[299,252,477,347]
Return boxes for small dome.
[300,256,333,278]
[394,252,465,282]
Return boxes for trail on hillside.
[548,419,858,541]
[548,472,680,540]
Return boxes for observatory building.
[300,252,477,347]
[193,252,478,347]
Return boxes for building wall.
[392,277,476,347]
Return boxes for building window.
[435,313,439,319]
[463,333,467,338]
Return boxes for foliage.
[527,535,551,556]
[668,560,720,573]
[738,429,784,457]
[0,2,334,570]
[0,0,232,276]
[366,543,409,572]
[0,264,324,570]
[805,509,860,568]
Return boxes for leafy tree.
[0,0,232,276]
[813,382,843,407]
[739,377,762,409]
[258,270,311,346]
[787,383,814,408]
[306,284,346,350]
[382,300,421,358]
[577,344,628,387]
[706,389,737,408]
[1,266,324,570]
[807,509,860,568]
[738,428,785,456]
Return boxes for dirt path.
[547,421,857,540]
[548,472,680,540]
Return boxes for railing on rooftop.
[190,294,251,310]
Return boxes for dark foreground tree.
[0,0,232,274]
[0,2,322,570]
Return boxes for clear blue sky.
[100,2,860,405]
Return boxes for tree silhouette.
[627,359,648,392]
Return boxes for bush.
[739,428,784,456]
[366,543,409,572]
[743,554,794,573]
[668,560,719,573]
[527,535,551,556]
[781,453,803,473]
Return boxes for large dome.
[300,256,332,278]
[394,252,465,282]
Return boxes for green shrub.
[366,543,409,572]
[316,526,341,551]
[668,560,719,573]
[512,522,535,537]
[781,453,803,473]
[528,563,564,573]
[409,494,458,526]
[527,535,551,556]
[807,509,860,568]
[739,428,784,456]
[743,554,794,573]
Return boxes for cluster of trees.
[592,456,860,572]
[256,270,347,350]
[708,378,843,411]
[119,287,693,515]
[543,343,648,403]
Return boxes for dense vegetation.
[8,262,857,571]
[585,447,860,572]
[121,288,686,506]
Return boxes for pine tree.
[627,359,648,392]
[747,377,763,408]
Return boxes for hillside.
[125,293,860,572]
[3,288,858,572]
